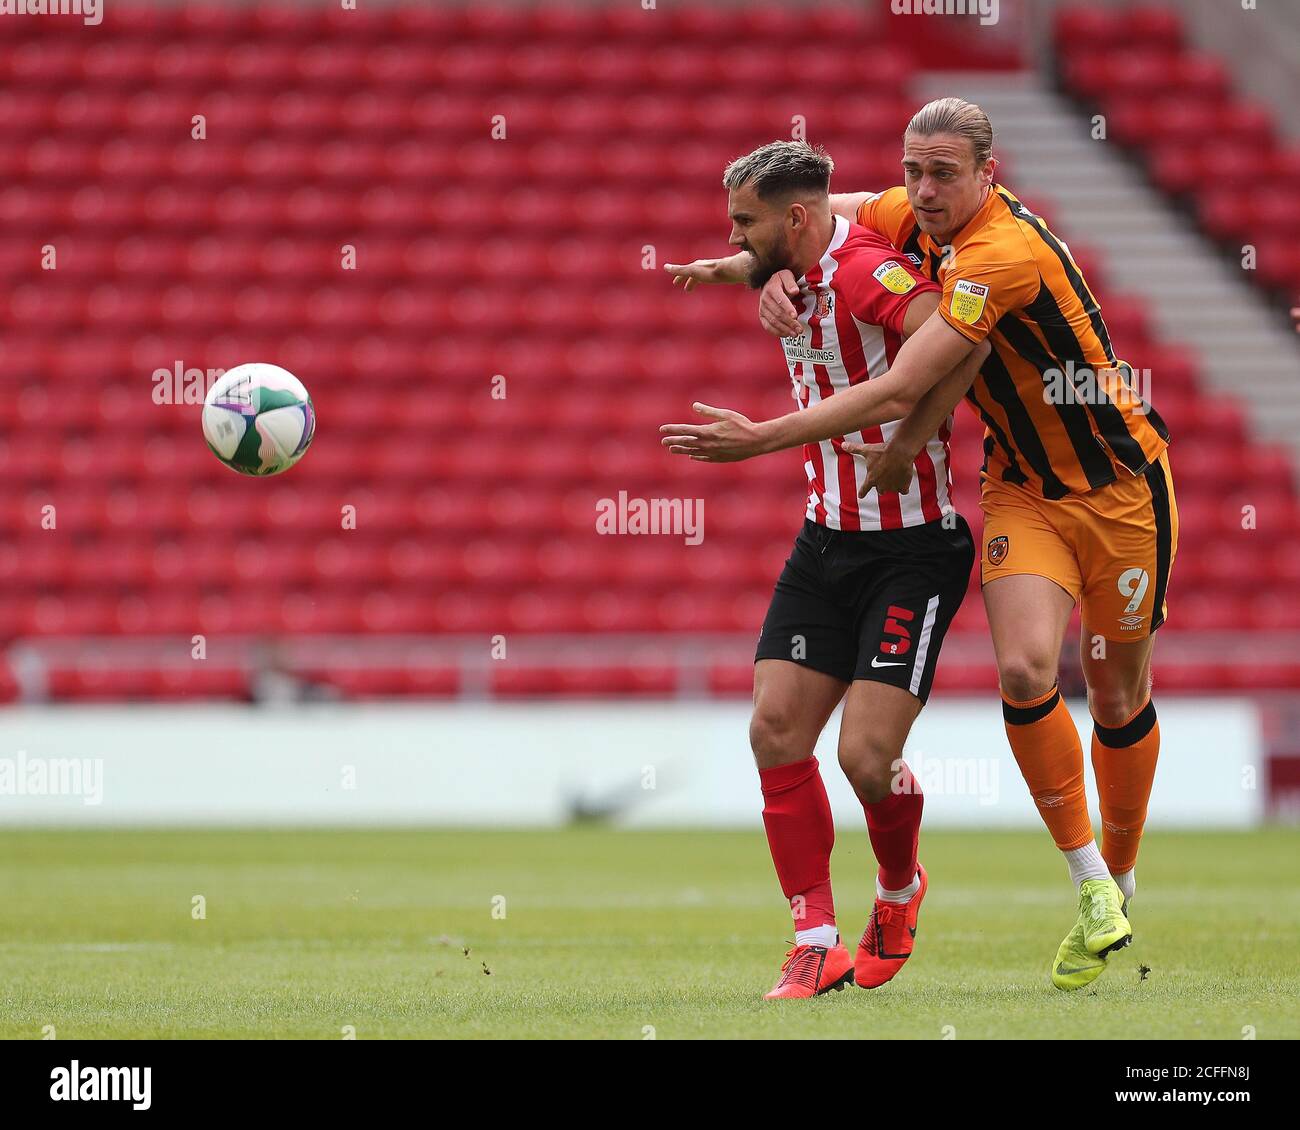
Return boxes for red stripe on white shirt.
[780,215,953,531]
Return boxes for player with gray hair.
[663,138,988,999]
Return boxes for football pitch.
[2,827,1296,1040]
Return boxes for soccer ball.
[202,363,316,476]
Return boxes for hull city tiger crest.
[988,535,1009,566]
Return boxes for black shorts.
[755,515,975,703]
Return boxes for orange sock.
[1090,699,1160,875]
[1003,684,1093,851]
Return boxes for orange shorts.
[979,451,1178,641]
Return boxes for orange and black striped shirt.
[857,185,1169,499]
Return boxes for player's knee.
[1087,683,1148,729]
[997,653,1058,703]
[837,738,901,804]
[749,702,812,765]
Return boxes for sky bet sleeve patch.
[871,260,917,295]
[949,278,989,325]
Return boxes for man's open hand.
[841,440,916,496]
[659,403,772,463]
[759,270,802,337]
[663,256,745,291]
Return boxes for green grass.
[1,827,1295,1039]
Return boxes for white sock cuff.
[876,872,921,904]
[1064,841,1111,887]
[794,924,839,949]
[1111,868,1136,903]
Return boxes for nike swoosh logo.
[871,657,907,668]
[1055,963,1094,975]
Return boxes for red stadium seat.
[0,3,1291,698]
[1057,7,1295,304]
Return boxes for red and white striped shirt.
[782,214,954,531]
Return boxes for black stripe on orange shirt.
[857,185,1171,498]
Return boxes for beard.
[742,236,794,290]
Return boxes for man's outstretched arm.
[663,193,873,291]
[663,251,750,290]
[843,339,990,496]
[660,314,978,461]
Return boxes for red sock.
[759,756,835,931]
[862,762,923,891]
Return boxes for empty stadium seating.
[1054,5,1300,297]
[0,4,1296,699]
